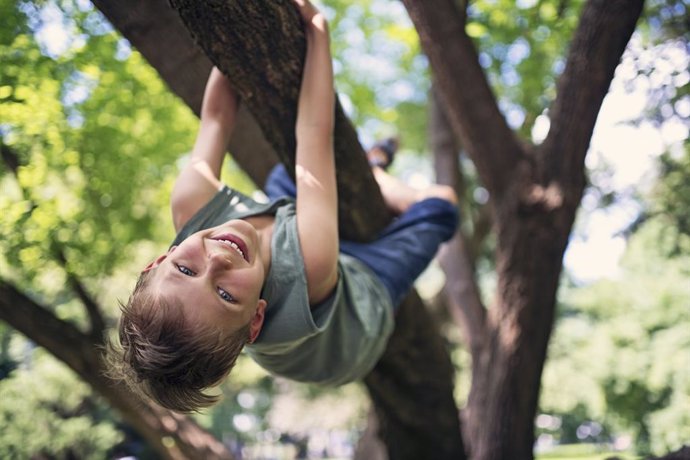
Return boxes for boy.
[108,0,458,413]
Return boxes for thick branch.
[542,0,644,199]
[402,0,524,199]
[364,292,466,460]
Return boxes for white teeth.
[218,239,245,259]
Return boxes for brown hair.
[105,270,250,413]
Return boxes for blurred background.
[0,0,688,459]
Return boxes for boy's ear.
[142,246,177,272]
[247,299,267,344]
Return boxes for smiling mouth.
[211,234,249,262]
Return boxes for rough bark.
[363,292,465,459]
[0,279,234,460]
[408,0,645,458]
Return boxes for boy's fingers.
[293,0,319,22]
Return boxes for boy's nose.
[208,251,232,271]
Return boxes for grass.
[536,443,637,460]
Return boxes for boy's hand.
[294,0,327,31]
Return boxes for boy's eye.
[177,264,195,276]
[218,287,236,303]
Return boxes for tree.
[404,0,645,457]
[4,0,683,458]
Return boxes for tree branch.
[1,142,106,338]
[541,0,644,201]
[402,0,524,200]
[53,247,106,339]
[363,292,466,460]
[429,86,487,358]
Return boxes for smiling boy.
[107,0,458,413]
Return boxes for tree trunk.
[364,292,465,459]
[0,280,235,460]
[408,0,644,458]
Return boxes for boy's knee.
[422,184,458,205]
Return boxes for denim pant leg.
[265,164,296,200]
[340,198,459,308]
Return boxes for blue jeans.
[265,165,459,307]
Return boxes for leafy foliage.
[0,0,197,287]
[325,0,428,151]
[466,0,585,137]
[0,0,200,455]
[652,146,690,249]
[0,351,122,459]
[541,216,690,454]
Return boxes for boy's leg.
[340,196,459,308]
[372,166,457,214]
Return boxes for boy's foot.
[366,137,399,170]
[372,167,457,214]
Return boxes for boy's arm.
[171,67,238,231]
[293,1,339,305]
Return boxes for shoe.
[367,137,399,170]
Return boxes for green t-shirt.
[172,186,394,385]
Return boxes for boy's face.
[143,219,267,341]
